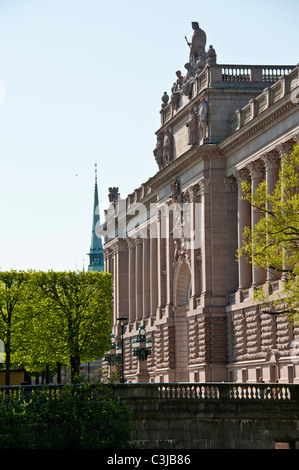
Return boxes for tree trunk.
[5,349,10,386]
[70,355,80,383]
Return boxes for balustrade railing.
[0,382,298,402]
[158,382,296,400]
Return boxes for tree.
[238,143,299,322]
[0,271,29,385]
[31,270,113,383]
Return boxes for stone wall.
[111,383,299,449]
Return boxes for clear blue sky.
[0,0,298,271]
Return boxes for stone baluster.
[247,160,266,287]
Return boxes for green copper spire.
[88,163,104,272]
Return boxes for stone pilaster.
[142,236,150,319]
[127,238,136,324]
[135,237,143,321]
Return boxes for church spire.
[88,163,104,272]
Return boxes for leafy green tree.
[238,143,299,322]
[30,270,113,383]
[0,271,29,385]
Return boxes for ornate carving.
[207,45,217,65]
[161,91,169,109]
[163,129,173,166]
[260,152,280,170]
[276,140,295,156]
[198,177,210,196]
[198,98,208,141]
[247,160,264,178]
[186,21,207,68]
[182,63,196,99]
[186,107,198,145]
[224,176,238,192]
[171,71,184,111]
[153,135,163,170]
[108,187,119,209]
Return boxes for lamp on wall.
[104,334,122,366]
[132,325,152,361]
[117,317,127,383]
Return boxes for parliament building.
[101,23,299,384]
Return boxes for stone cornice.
[219,97,297,157]
[147,144,220,194]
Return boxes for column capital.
[126,237,136,249]
[275,141,294,156]
[260,152,280,170]
[247,160,264,178]
[234,168,250,185]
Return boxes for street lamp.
[117,317,127,383]
[132,325,152,361]
[104,334,122,366]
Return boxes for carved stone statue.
[108,187,119,209]
[187,22,207,68]
[171,71,184,110]
[186,108,198,145]
[163,129,172,166]
[207,45,217,65]
[153,135,163,170]
[198,98,208,141]
[170,178,181,202]
[182,63,196,99]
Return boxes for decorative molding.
[220,100,296,156]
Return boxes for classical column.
[248,161,266,287]
[157,210,166,314]
[127,238,136,323]
[276,140,296,281]
[142,236,150,319]
[135,237,143,321]
[187,184,201,308]
[165,203,174,312]
[113,247,118,324]
[235,169,252,291]
[261,152,280,282]
[150,235,158,316]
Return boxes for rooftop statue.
[185,22,207,68]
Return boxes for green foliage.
[0,384,133,449]
[238,144,299,322]
[0,270,113,383]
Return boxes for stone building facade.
[101,23,299,384]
